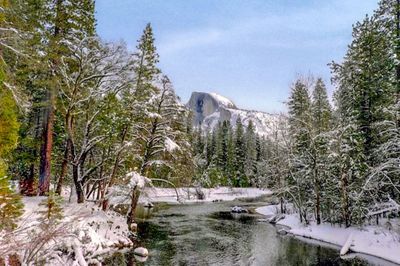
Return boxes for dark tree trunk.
[315,166,321,225]
[73,165,85,203]
[316,181,321,225]
[340,172,350,227]
[22,113,41,196]
[21,163,36,196]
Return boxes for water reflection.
[105,201,391,266]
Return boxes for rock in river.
[231,206,248,213]
[134,247,149,257]
[277,229,288,235]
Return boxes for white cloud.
[157,0,377,56]
[159,28,223,55]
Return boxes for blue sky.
[96,0,378,113]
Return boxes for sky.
[95,0,378,113]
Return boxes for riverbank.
[109,186,272,206]
[256,204,400,265]
[0,195,133,265]
[138,186,272,204]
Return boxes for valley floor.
[256,205,400,265]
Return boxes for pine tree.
[226,126,235,186]
[311,78,332,224]
[34,0,97,195]
[0,88,23,231]
[38,192,63,226]
[331,12,394,225]
[125,23,160,224]
[0,0,23,231]
[245,120,257,185]
[206,131,216,167]
[234,117,247,187]
[216,121,230,183]
[287,79,313,223]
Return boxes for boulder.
[231,206,248,213]
[134,247,149,257]
[277,229,288,235]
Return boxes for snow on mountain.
[208,92,236,108]
[186,91,279,136]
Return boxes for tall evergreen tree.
[287,79,313,223]
[0,0,23,231]
[245,120,257,185]
[234,117,247,187]
[311,78,332,224]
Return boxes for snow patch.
[256,204,400,264]
[209,92,235,108]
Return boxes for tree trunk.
[315,167,321,225]
[56,138,71,195]
[97,180,102,201]
[315,181,321,225]
[127,163,147,226]
[21,163,36,196]
[38,95,54,196]
[73,164,85,203]
[127,186,140,226]
[22,113,41,196]
[340,172,350,227]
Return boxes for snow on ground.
[138,187,272,204]
[1,195,133,265]
[256,204,400,264]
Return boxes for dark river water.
[104,199,397,266]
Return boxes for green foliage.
[0,176,23,231]
[38,192,63,225]
[0,88,19,176]
[192,117,269,188]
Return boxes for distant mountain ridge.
[186,91,279,136]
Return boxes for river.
[104,198,397,266]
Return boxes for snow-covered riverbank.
[0,196,133,265]
[138,187,272,204]
[256,204,400,264]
